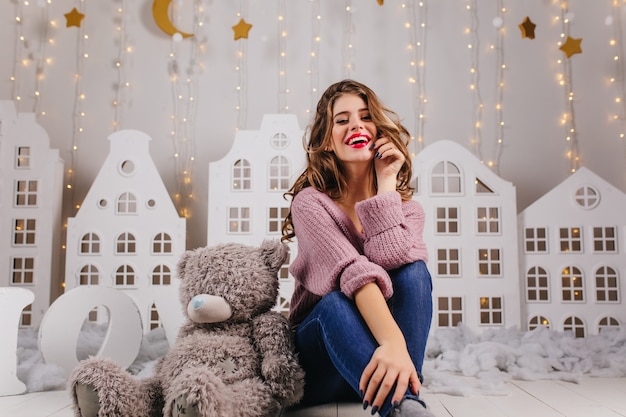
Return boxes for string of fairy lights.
[67,0,88,216]
[235,0,249,130]
[607,0,626,183]
[112,0,130,131]
[10,0,26,110]
[167,0,207,218]
[404,1,428,156]
[465,0,507,172]
[554,1,580,174]
[278,0,288,113]
[343,0,355,79]
[307,0,321,116]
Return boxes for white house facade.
[518,167,626,337]
[413,140,521,334]
[0,100,64,328]
[64,129,186,333]
[207,114,306,314]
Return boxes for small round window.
[119,160,136,176]
[97,198,108,209]
[573,185,599,209]
[271,132,288,149]
[146,199,157,209]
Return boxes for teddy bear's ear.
[260,239,289,271]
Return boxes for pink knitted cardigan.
[288,187,428,327]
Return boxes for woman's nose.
[350,118,362,130]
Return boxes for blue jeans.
[293,261,433,417]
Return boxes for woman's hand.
[371,136,405,193]
[359,341,421,412]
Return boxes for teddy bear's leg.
[68,357,151,417]
[164,369,280,417]
[164,368,237,417]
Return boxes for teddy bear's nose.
[187,294,232,324]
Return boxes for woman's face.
[329,93,377,164]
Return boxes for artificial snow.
[15,323,626,396]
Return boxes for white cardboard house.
[0,100,64,328]
[207,114,306,315]
[413,140,521,333]
[64,129,186,333]
[518,166,626,337]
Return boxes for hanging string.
[168,0,207,219]
[308,0,321,116]
[32,0,51,116]
[491,0,506,174]
[10,0,26,110]
[555,1,580,174]
[112,0,130,131]
[405,1,428,156]
[235,0,249,130]
[343,0,354,78]
[607,0,626,186]
[66,0,88,217]
[278,0,288,113]
[466,0,484,162]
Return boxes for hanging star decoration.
[232,18,253,40]
[518,16,536,39]
[64,7,85,28]
[377,0,384,5]
[560,36,582,58]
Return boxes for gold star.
[232,18,253,40]
[64,7,85,28]
[518,16,536,40]
[560,36,582,58]
[377,0,384,5]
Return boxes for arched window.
[563,316,585,338]
[116,233,136,254]
[149,303,161,330]
[561,266,584,302]
[526,266,549,302]
[151,265,172,285]
[232,159,252,191]
[115,264,135,286]
[116,192,137,214]
[595,266,619,302]
[598,316,621,334]
[431,161,462,194]
[268,156,290,191]
[79,264,100,286]
[528,315,550,331]
[152,233,172,254]
[80,233,101,254]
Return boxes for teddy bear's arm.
[252,311,305,407]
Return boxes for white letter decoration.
[39,287,143,376]
[0,287,34,396]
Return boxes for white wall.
[1,0,624,249]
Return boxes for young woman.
[282,80,435,417]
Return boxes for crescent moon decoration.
[152,0,193,39]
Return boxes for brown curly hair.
[281,79,414,241]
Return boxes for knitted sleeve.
[290,188,394,300]
[355,191,428,270]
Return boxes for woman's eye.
[335,119,348,124]
[362,114,372,121]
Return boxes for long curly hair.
[281,79,414,241]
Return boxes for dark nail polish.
[369,143,375,150]
[375,152,381,159]
[370,405,379,415]
[363,401,369,410]
[392,401,399,409]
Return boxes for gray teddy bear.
[68,240,305,417]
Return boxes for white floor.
[1,376,625,417]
